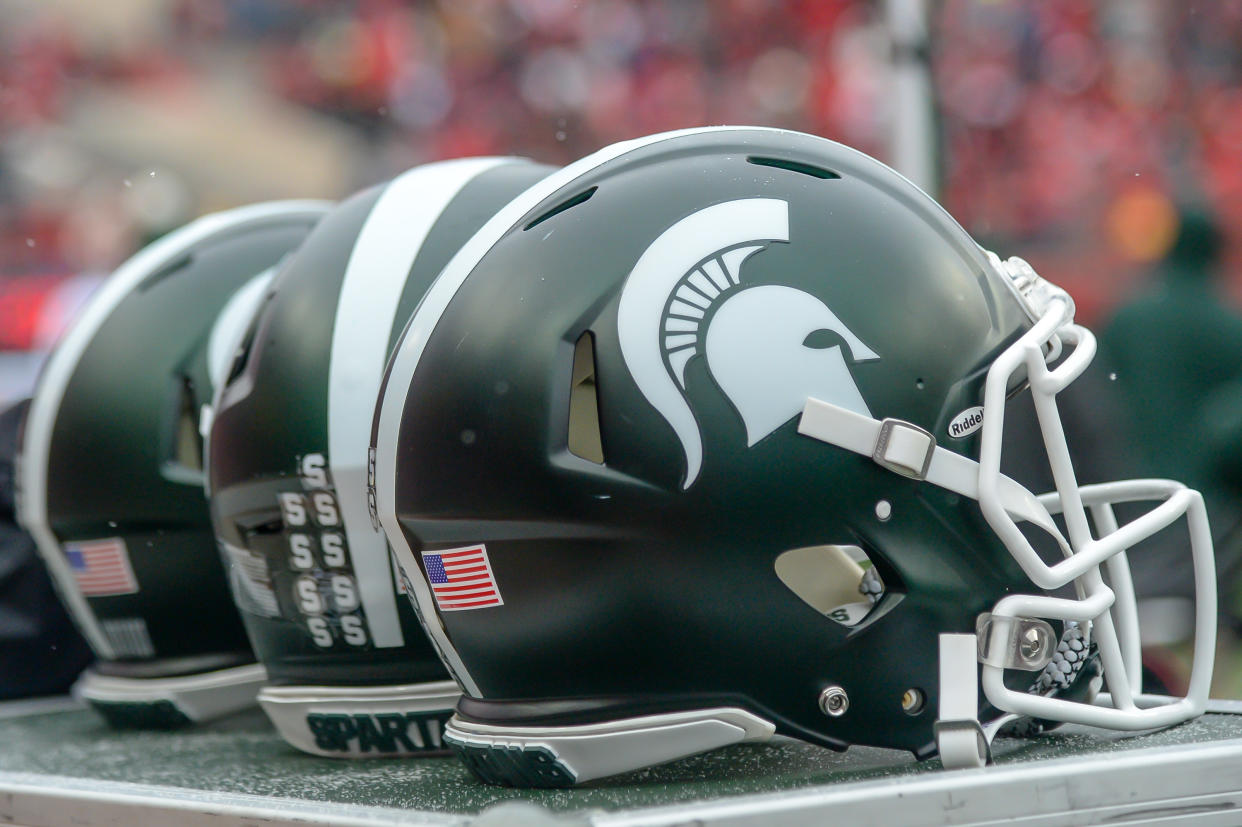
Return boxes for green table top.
[3,698,1242,822]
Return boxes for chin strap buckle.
[872,418,936,480]
[936,633,993,770]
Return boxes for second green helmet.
[207,158,555,756]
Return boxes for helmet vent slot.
[747,156,841,180]
[138,254,193,292]
[567,331,605,464]
[524,186,598,231]
[169,375,204,474]
[225,290,274,388]
[774,544,884,626]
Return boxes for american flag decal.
[422,544,503,611]
[65,537,139,597]
[222,542,279,618]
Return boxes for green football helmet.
[371,127,1217,785]
[18,201,329,727]
[206,158,555,757]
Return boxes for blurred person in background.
[1102,208,1242,526]
[1100,207,1242,693]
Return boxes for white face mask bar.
[796,254,1216,762]
[976,255,1215,731]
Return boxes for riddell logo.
[947,406,984,439]
[307,711,448,754]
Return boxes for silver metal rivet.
[819,685,849,717]
[875,500,892,521]
[1020,626,1047,663]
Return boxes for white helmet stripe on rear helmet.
[329,158,512,649]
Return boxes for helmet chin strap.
[797,397,1070,552]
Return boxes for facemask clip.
[977,613,1056,672]
[986,250,1075,325]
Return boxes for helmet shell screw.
[820,685,849,717]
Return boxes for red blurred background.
[2,0,1241,401]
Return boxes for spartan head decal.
[617,198,878,488]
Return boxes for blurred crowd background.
[1,0,1241,403]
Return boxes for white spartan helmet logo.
[617,198,878,488]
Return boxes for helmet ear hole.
[774,544,885,626]
[567,331,605,464]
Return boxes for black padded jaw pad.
[0,398,30,518]
[0,397,93,699]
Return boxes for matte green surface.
[2,703,1242,815]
